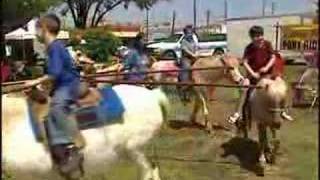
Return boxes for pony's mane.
[257,77,287,102]
[223,55,240,68]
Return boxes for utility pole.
[145,8,149,42]
[224,0,228,19]
[193,0,197,29]
[171,10,176,35]
[206,10,210,29]
[262,0,266,16]
[271,1,276,15]
[275,22,280,51]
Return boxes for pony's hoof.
[259,154,267,166]
[152,166,161,180]
[265,152,274,164]
[255,165,265,177]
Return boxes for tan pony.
[192,54,245,100]
[192,54,290,165]
[249,77,289,167]
[190,54,247,131]
[150,54,245,133]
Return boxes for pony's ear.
[224,56,240,68]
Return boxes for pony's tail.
[152,88,170,122]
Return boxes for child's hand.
[25,79,41,87]
[251,72,260,79]
[259,66,269,73]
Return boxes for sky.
[108,0,315,25]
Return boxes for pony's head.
[222,55,243,83]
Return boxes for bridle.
[219,56,244,84]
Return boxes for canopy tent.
[5,19,69,40]
[5,19,70,59]
[5,28,36,40]
[5,28,70,40]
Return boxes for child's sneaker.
[281,111,294,121]
[227,112,241,124]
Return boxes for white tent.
[5,19,70,40]
[5,19,70,59]
[5,28,35,40]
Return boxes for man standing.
[227,26,293,124]
[178,25,198,83]
[26,14,84,169]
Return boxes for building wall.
[226,15,312,57]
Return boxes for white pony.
[2,85,169,180]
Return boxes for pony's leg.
[270,128,280,164]
[198,92,212,133]
[129,149,160,180]
[240,88,254,138]
[257,123,268,167]
[190,93,201,125]
[207,87,216,101]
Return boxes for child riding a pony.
[227,25,293,124]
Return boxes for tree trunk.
[91,0,104,27]
[93,0,123,27]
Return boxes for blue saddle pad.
[74,87,125,130]
[27,87,125,141]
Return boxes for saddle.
[29,86,125,144]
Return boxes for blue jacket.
[47,40,80,89]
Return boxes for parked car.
[147,33,227,59]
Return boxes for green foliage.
[2,169,14,180]
[2,0,60,33]
[73,28,122,63]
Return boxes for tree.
[2,0,59,58]
[65,0,166,29]
[2,0,60,34]
[71,28,122,62]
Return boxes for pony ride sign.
[280,24,319,52]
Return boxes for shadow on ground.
[168,120,231,131]
[220,137,265,176]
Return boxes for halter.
[219,57,244,84]
[268,108,284,113]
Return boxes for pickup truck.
[147,33,227,59]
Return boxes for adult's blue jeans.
[177,58,192,82]
[46,81,80,146]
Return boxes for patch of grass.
[280,109,318,180]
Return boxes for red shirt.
[1,64,11,82]
[243,39,274,72]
